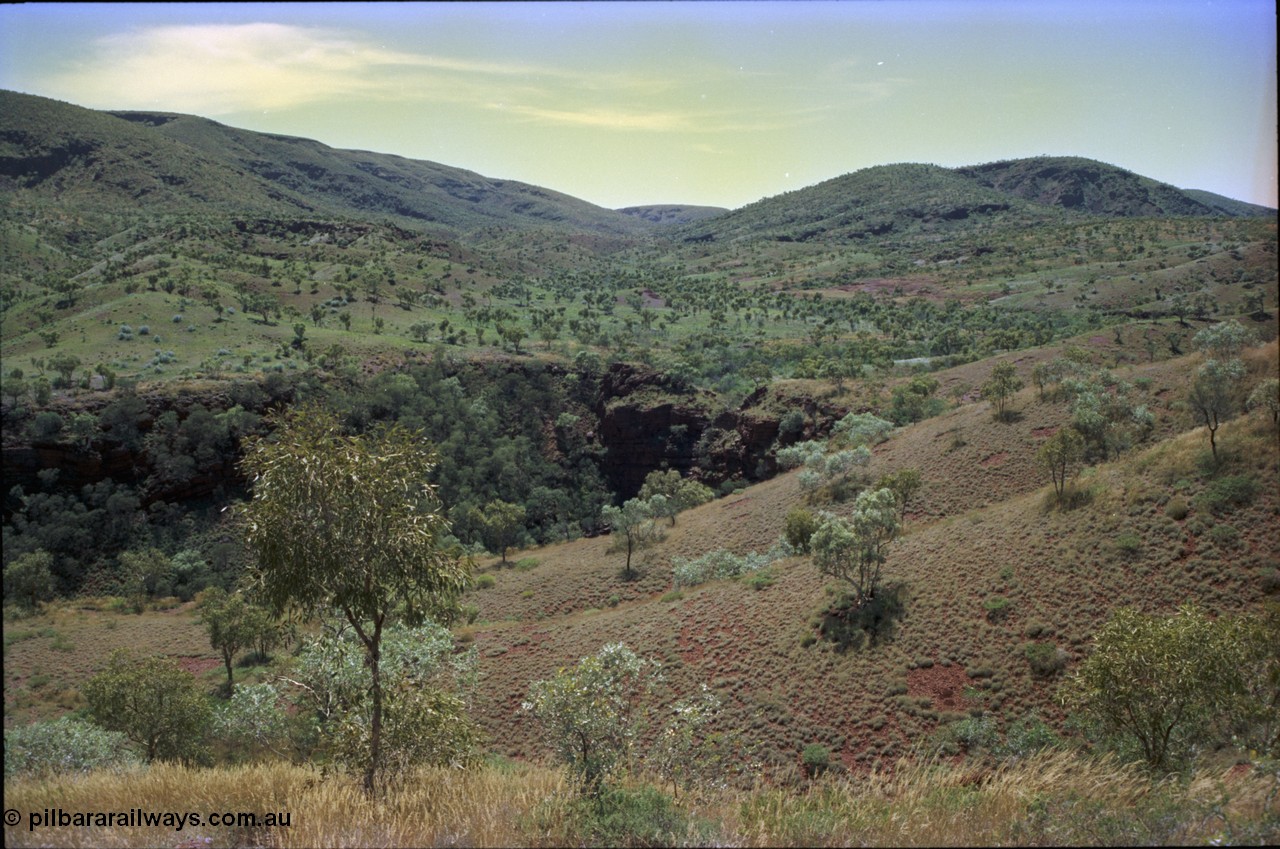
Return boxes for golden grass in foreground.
[5,751,1278,847]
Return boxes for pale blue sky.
[2,1,1275,209]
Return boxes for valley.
[2,89,1278,846]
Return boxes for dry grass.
[4,751,1276,847]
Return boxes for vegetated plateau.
[3,89,1278,846]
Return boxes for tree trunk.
[364,624,383,794]
[223,649,235,693]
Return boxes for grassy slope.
[460,342,1280,773]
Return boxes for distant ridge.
[0,90,648,236]
[2,90,1271,243]
[676,156,1274,244]
[616,204,729,226]
[954,156,1274,218]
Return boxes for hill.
[675,156,1273,246]
[0,90,648,237]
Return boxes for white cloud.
[42,23,556,113]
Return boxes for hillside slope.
[954,155,1271,218]
[676,156,1274,246]
[460,344,1280,774]
[0,90,648,237]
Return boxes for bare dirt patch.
[907,664,973,714]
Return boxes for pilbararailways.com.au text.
[10,807,291,832]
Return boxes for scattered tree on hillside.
[1065,605,1271,771]
[638,469,714,526]
[477,499,526,565]
[239,405,471,792]
[1247,377,1279,427]
[1186,320,1253,463]
[982,362,1024,422]
[3,550,56,611]
[523,643,659,796]
[601,497,665,579]
[1188,358,1246,462]
[877,467,923,521]
[888,375,944,425]
[83,651,211,764]
[1193,319,1252,361]
[809,487,901,605]
[198,586,272,693]
[1037,428,1085,503]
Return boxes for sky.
[1,1,1275,210]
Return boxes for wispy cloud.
[43,23,559,113]
[37,21,906,140]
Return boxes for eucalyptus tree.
[239,405,471,792]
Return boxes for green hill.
[0,90,648,237]
[955,155,1273,218]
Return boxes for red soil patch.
[906,664,973,714]
[174,656,220,677]
[979,452,1009,468]
[1031,426,1059,439]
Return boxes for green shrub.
[743,569,776,591]
[514,557,540,572]
[4,717,140,777]
[660,590,684,603]
[1196,475,1259,515]
[998,714,1061,760]
[562,784,697,848]
[1113,532,1142,558]
[473,573,496,589]
[801,743,830,778]
[934,715,998,755]
[1166,495,1189,521]
[29,411,65,440]
[783,506,819,553]
[1024,641,1068,677]
[1208,523,1240,549]
[984,596,1012,623]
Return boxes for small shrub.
[606,594,621,607]
[660,590,684,603]
[1113,532,1142,558]
[942,715,998,753]
[138,325,150,336]
[783,506,819,553]
[1166,495,1190,521]
[4,717,140,777]
[801,743,830,778]
[1208,523,1240,549]
[514,557,540,572]
[473,573,496,590]
[998,714,1061,760]
[562,784,695,848]
[984,596,1012,623]
[1024,641,1068,677]
[29,411,65,439]
[744,569,776,591]
[1196,475,1259,515]
[172,314,184,323]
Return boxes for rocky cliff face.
[592,363,842,498]
[3,362,842,515]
